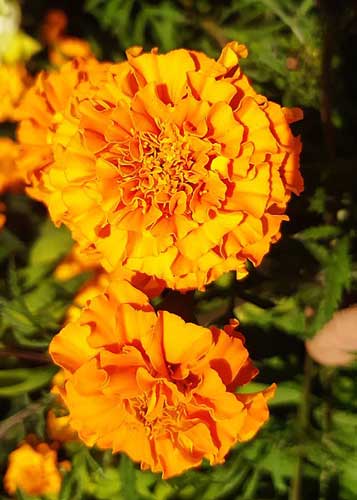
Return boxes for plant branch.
[290,352,314,500]
[0,348,49,363]
[0,396,53,440]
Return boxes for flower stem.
[0,395,53,440]
[290,351,314,500]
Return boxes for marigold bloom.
[49,38,93,67]
[41,9,93,66]
[0,203,6,230]
[0,64,29,122]
[41,9,68,44]
[0,137,21,193]
[17,42,303,290]
[49,279,275,478]
[0,137,22,230]
[47,410,77,443]
[3,442,63,496]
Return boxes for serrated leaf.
[238,381,301,406]
[307,237,351,336]
[0,300,37,335]
[236,297,305,336]
[295,225,341,241]
[0,366,56,397]
[120,454,137,500]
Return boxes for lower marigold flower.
[49,280,275,478]
[3,442,65,496]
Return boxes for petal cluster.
[54,244,165,321]
[16,42,303,290]
[49,279,275,478]
[3,442,64,496]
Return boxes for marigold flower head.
[0,64,29,122]
[17,42,303,290]
[3,442,64,496]
[47,409,78,443]
[0,202,6,230]
[49,279,275,478]
[41,9,93,66]
[49,38,93,67]
[0,137,22,230]
[41,9,68,44]
[0,137,21,193]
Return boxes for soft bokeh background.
[1,1,357,499]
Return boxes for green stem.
[201,19,228,48]
[318,368,335,500]
[0,348,49,363]
[260,0,305,44]
[289,352,314,500]
[0,395,53,440]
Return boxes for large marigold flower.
[3,442,65,496]
[18,42,303,290]
[49,279,275,478]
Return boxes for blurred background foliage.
[1,0,357,499]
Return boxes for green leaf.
[236,297,306,336]
[295,225,341,241]
[307,236,351,336]
[29,220,72,268]
[120,454,137,500]
[0,228,25,263]
[238,381,301,406]
[92,468,122,500]
[0,366,56,397]
[0,300,37,335]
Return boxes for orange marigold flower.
[0,137,21,194]
[47,410,78,443]
[3,442,64,496]
[49,38,93,67]
[0,137,22,230]
[41,9,93,66]
[0,203,6,230]
[49,279,275,478]
[17,42,303,290]
[0,64,29,122]
[41,9,68,44]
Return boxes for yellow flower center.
[111,123,212,213]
